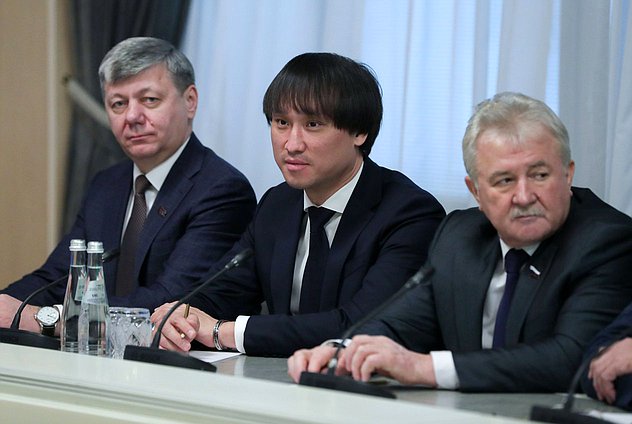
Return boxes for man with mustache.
[152,52,445,356]
[288,92,632,392]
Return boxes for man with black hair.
[153,52,445,357]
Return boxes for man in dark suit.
[152,53,445,357]
[581,303,632,409]
[288,92,632,392]
[0,38,256,334]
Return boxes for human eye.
[109,100,126,113]
[532,171,549,181]
[142,97,160,107]
[492,176,514,187]
[273,118,289,128]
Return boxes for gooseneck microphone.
[124,248,253,372]
[0,248,119,350]
[530,327,632,424]
[299,264,435,399]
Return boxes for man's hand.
[151,302,204,351]
[342,335,437,386]
[288,345,339,382]
[589,338,632,404]
[287,335,438,387]
[0,294,40,332]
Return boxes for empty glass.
[107,307,152,359]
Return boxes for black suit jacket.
[191,158,445,356]
[2,134,256,311]
[362,187,632,392]
[581,303,632,409]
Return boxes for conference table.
[0,343,623,423]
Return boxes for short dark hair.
[263,52,383,156]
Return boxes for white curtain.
[181,0,632,216]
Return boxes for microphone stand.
[530,328,632,424]
[0,248,119,350]
[124,248,253,372]
[299,265,435,399]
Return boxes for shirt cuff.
[234,315,249,353]
[430,350,460,389]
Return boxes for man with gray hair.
[289,91,632,392]
[0,37,256,335]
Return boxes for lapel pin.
[158,206,167,217]
[529,265,541,277]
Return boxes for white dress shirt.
[431,239,539,389]
[233,162,364,353]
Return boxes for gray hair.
[462,92,571,182]
[98,37,195,94]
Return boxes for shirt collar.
[133,135,190,191]
[303,161,364,214]
[499,238,539,258]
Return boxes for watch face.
[36,306,60,326]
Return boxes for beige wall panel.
[0,0,70,289]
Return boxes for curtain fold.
[64,0,190,231]
[182,0,631,216]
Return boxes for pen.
[180,304,190,339]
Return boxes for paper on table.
[586,410,632,423]
[189,350,242,363]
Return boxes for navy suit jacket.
[362,187,632,392]
[191,158,445,356]
[2,134,256,311]
[581,303,632,409]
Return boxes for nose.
[125,101,145,126]
[512,178,536,205]
[284,126,306,153]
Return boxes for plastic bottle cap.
[69,239,86,251]
[87,241,104,253]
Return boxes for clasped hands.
[287,335,438,387]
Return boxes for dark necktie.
[492,248,530,348]
[299,207,336,313]
[116,175,151,296]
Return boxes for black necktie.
[116,175,151,296]
[492,248,530,348]
[299,207,336,313]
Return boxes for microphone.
[530,327,632,423]
[299,264,435,399]
[124,248,253,372]
[0,248,119,350]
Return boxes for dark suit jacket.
[191,158,445,356]
[581,303,632,409]
[2,134,256,311]
[362,187,632,392]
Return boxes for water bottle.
[78,241,110,356]
[60,239,87,353]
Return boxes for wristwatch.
[34,306,60,337]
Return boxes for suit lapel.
[135,135,204,280]
[269,191,304,314]
[505,240,559,345]
[319,159,381,310]
[103,165,134,286]
[453,233,501,351]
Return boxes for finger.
[287,351,308,382]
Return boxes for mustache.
[511,206,544,219]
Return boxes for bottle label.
[74,277,86,302]
[83,279,107,304]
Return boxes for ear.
[183,85,198,119]
[465,176,481,206]
[566,160,575,187]
[354,133,368,147]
